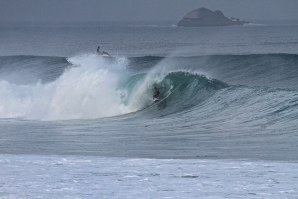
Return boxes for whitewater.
[1,23,298,198]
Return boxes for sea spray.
[0,54,133,120]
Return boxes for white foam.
[0,54,134,120]
[1,155,298,198]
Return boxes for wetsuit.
[153,90,160,99]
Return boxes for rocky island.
[177,8,249,27]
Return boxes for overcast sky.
[1,0,298,23]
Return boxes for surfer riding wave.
[153,87,160,101]
[97,45,111,57]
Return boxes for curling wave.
[0,53,298,123]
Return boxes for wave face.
[0,53,298,124]
[0,55,68,84]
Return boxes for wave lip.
[103,66,228,119]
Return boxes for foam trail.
[0,54,133,120]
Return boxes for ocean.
[0,22,298,198]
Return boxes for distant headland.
[177,8,249,27]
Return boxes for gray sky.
[1,0,298,23]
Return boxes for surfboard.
[98,54,111,57]
[97,51,111,57]
[138,92,171,112]
[153,98,160,102]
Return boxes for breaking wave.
[0,53,297,123]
